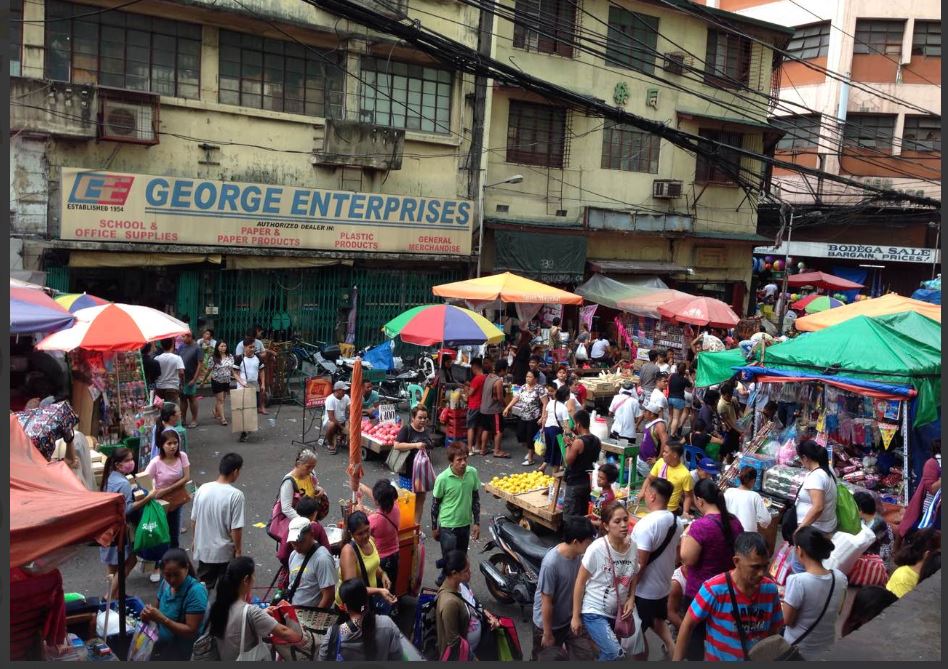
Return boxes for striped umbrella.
[54,292,110,313]
[801,296,844,314]
[382,304,504,346]
[35,303,190,352]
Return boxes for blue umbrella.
[10,285,76,334]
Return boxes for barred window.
[11,0,23,76]
[704,30,752,88]
[600,121,659,173]
[912,21,941,57]
[44,0,201,98]
[605,7,659,74]
[853,19,905,56]
[786,22,830,60]
[773,114,821,150]
[219,31,344,117]
[903,116,941,152]
[843,114,896,152]
[512,0,576,58]
[506,100,567,168]
[695,129,744,184]
[359,57,452,134]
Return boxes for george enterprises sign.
[755,241,940,265]
[60,168,473,255]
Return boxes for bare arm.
[571,565,591,632]
[797,488,825,529]
[540,593,556,644]
[782,601,800,628]
[231,528,243,557]
[679,535,702,568]
[672,610,699,661]
[667,579,685,629]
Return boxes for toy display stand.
[70,351,148,449]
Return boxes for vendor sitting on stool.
[362,381,381,420]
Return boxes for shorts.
[668,397,687,410]
[634,595,669,631]
[182,383,197,397]
[516,417,540,444]
[154,388,180,403]
[479,412,502,433]
[211,380,232,394]
[466,408,481,428]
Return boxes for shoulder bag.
[266,476,300,544]
[641,516,678,575]
[285,547,317,603]
[236,603,274,661]
[602,540,636,638]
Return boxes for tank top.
[640,418,665,461]
[335,538,381,606]
[565,434,601,486]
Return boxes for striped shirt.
[688,572,783,661]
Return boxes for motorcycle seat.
[496,518,557,566]
[321,345,341,361]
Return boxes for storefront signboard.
[754,241,940,264]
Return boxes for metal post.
[777,207,794,334]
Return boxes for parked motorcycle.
[479,515,558,619]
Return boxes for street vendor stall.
[484,471,563,531]
[794,292,941,331]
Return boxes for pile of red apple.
[363,419,401,445]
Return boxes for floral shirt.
[513,384,544,421]
[210,355,235,384]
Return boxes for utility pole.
[468,4,493,275]
[777,205,794,334]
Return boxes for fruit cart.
[484,471,564,532]
[359,418,399,460]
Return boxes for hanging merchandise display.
[615,313,690,360]
[70,350,150,447]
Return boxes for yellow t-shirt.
[886,565,920,598]
[291,473,317,498]
[650,460,694,511]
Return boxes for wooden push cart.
[484,474,564,532]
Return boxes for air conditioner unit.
[98,89,159,145]
[653,179,683,199]
[314,119,404,170]
[663,52,686,75]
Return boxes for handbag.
[412,446,436,493]
[603,540,636,638]
[386,447,412,476]
[266,476,301,545]
[268,601,320,661]
[236,603,273,661]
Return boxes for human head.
[853,491,878,517]
[793,526,835,564]
[410,405,429,428]
[160,401,181,427]
[703,389,720,408]
[287,516,314,553]
[554,384,570,403]
[481,358,494,374]
[160,547,196,590]
[697,457,720,480]
[556,365,569,381]
[597,463,619,490]
[363,380,373,394]
[658,349,669,363]
[161,337,174,352]
[694,479,736,546]
[919,550,941,582]
[495,359,509,375]
[295,495,320,521]
[894,528,938,567]
[219,452,243,481]
[214,340,228,359]
[209,556,256,637]
[448,444,469,477]
[528,355,542,370]
[294,449,318,477]
[732,532,770,589]
[524,369,538,386]
[797,440,833,478]
[545,380,557,396]
[333,381,348,398]
[552,317,560,327]
[600,501,629,540]
[662,440,684,466]
[655,373,669,390]
[440,350,455,368]
[242,337,255,355]
[159,428,181,459]
[720,382,734,400]
[738,466,758,489]
[202,328,214,341]
[471,358,483,373]
[101,447,135,491]
[442,549,471,584]
[346,510,371,547]
[182,330,194,344]
[842,586,898,636]
[762,400,778,420]
[642,401,663,419]
[573,409,591,433]
[372,479,398,513]
[562,516,596,553]
[646,477,673,510]
[648,350,659,363]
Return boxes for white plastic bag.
[96,609,120,638]
[575,343,588,361]
[823,522,875,575]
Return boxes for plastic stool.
[406,384,424,410]
[684,444,707,471]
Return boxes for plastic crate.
[739,454,777,492]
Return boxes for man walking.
[562,410,601,520]
[432,444,481,585]
[322,381,350,455]
[235,340,266,442]
[638,350,661,397]
[177,331,202,428]
[190,453,246,589]
[629,478,683,659]
[478,359,509,458]
[532,517,597,660]
[154,338,185,403]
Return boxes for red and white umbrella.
[658,295,740,329]
[35,303,190,352]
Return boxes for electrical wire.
[14,0,147,22]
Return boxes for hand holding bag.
[412,446,436,493]
[603,540,636,638]
[236,604,273,661]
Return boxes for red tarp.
[786,271,864,290]
[9,414,125,569]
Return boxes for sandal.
[219,419,228,426]
[187,422,198,429]
[492,451,511,458]
[521,458,533,466]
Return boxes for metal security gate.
[176,271,200,331]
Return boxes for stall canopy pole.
[118,522,127,637]
[902,401,910,506]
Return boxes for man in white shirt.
[234,339,265,442]
[724,466,772,532]
[191,453,245,589]
[286,517,337,608]
[154,338,185,403]
[589,336,611,364]
[610,382,641,444]
[762,282,778,303]
[322,381,350,455]
[648,373,670,423]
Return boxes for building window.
[512,0,576,58]
[695,129,744,184]
[360,57,452,133]
[600,120,659,173]
[704,30,751,88]
[44,0,201,98]
[903,116,941,152]
[843,114,896,152]
[605,7,659,74]
[912,21,941,57]
[506,100,567,167]
[853,19,905,56]
[11,0,23,76]
[773,114,821,150]
[785,22,830,60]
[219,31,345,117]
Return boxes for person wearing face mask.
[100,447,157,601]
[140,548,208,660]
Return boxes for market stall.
[794,292,941,331]
[484,471,563,531]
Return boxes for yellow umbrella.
[795,293,941,331]
[432,272,583,304]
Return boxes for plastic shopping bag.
[133,500,170,552]
[127,621,159,661]
[533,430,546,457]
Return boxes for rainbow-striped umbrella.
[800,295,844,314]
[382,304,504,346]
[54,292,110,313]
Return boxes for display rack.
[71,351,148,447]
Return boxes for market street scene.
[7,0,942,663]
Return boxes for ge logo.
[613,82,630,106]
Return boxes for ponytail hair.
[100,447,133,491]
[209,557,255,638]
[694,478,736,549]
[339,578,377,658]
[794,526,835,561]
[797,440,834,480]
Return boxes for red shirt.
[467,373,486,410]
[574,383,588,405]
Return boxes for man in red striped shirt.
[672,532,783,661]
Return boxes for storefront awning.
[224,256,353,270]
[494,230,587,284]
[588,259,690,274]
[68,252,222,267]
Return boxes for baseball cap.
[621,380,635,391]
[286,517,311,543]
[333,381,349,391]
[698,457,720,474]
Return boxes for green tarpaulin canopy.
[695,348,748,388]
[872,311,941,351]
[494,230,588,284]
[575,273,667,310]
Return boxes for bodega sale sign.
[60,168,473,255]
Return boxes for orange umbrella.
[347,358,364,502]
[432,271,583,304]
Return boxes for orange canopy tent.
[432,272,583,304]
[795,293,942,332]
[10,414,125,569]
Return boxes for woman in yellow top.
[886,528,938,598]
[638,441,694,517]
[275,449,328,566]
[337,511,398,614]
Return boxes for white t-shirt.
[671,566,686,592]
[544,399,570,429]
[630,510,683,600]
[155,352,185,389]
[612,394,642,439]
[725,487,772,532]
[649,388,669,420]
[609,391,634,415]
[782,570,847,659]
[323,393,351,425]
[796,468,838,534]
[190,481,246,564]
[235,355,263,385]
[288,545,337,608]
[763,283,778,298]
[234,339,265,356]
[590,339,610,359]
[580,536,638,618]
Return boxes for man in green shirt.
[432,444,481,585]
[362,381,381,419]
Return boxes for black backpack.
[413,592,440,661]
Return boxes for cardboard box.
[134,472,154,491]
[230,387,259,433]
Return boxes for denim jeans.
[165,506,182,549]
[581,613,623,661]
[436,525,471,584]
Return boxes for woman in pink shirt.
[144,429,191,581]
[359,479,402,592]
